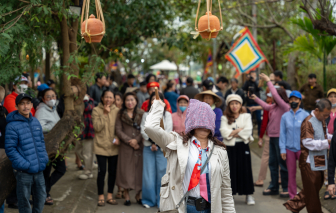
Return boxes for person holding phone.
[144,97,235,213]
[140,91,172,209]
[92,89,120,206]
[250,73,290,198]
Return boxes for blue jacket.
[5,111,49,173]
[279,108,309,154]
[213,107,223,141]
[164,91,179,113]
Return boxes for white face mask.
[46,99,56,107]
[84,95,89,101]
[16,84,28,94]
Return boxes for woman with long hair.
[114,92,123,109]
[115,92,144,206]
[140,92,172,208]
[251,73,290,198]
[220,94,255,205]
[144,97,235,212]
[92,89,120,206]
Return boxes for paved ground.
[3,144,333,213]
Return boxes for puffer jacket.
[171,95,189,134]
[5,111,49,173]
[144,101,235,213]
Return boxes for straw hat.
[327,88,336,97]
[194,90,222,108]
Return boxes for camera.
[248,86,254,97]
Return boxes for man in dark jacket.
[225,78,245,105]
[5,93,49,213]
[299,73,324,113]
[242,71,262,134]
[89,73,107,106]
[120,74,135,94]
[180,77,199,99]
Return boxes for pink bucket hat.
[185,99,216,136]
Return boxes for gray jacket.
[35,102,60,133]
[136,91,149,109]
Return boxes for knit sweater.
[254,81,290,137]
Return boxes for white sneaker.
[143,204,150,208]
[92,163,98,169]
[246,195,255,205]
[78,173,93,180]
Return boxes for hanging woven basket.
[191,0,223,40]
[81,0,105,43]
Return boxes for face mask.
[290,102,299,110]
[179,106,187,113]
[84,95,89,101]
[332,103,336,108]
[46,99,56,107]
[16,84,28,94]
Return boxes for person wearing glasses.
[115,92,144,206]
[35,88,63,206]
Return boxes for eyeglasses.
[45,95,56,99]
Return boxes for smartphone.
[248,86,254,97]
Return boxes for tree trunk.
[287,52,298,90]
[45,51,51,82]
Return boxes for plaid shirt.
[81,98,95,139]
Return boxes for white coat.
[144,101,235,213]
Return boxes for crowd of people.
[0,70,336,213]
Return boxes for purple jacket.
[254,81,290,137]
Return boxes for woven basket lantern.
[191,0,223,40]
[81,0,105,43]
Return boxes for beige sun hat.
[194,90,222,108]
[226,94,243,106]
[125,87,140,94]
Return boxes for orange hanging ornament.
[81,0,105,43]
[190,0,223,40]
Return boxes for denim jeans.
[268,137,288,192]
[0,204,4,213]
[142,146,167,207]
[247,104,262,135]
[14,170,46,213]
[187,204,211,213]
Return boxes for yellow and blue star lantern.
[225,27,268,78]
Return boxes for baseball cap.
[327,88,336,97]
[202,79,214,90]
[13,75,28,85]
[15,93,32,106]
[37,83,50,92]
[289,90,302,100]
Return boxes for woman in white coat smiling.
[144,97,235,213]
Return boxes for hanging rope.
[191,0,223,39]
[81,0,106,43]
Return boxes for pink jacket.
[171,95,190,134]
[254,81,290,137]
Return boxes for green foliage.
[289,16,336,59]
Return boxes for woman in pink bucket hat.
[144,98,235,213]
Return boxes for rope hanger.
[81,0,106,43]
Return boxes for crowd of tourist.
[1,70,336,213]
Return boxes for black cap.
[202,79,214,90]
[15,93,32,106]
